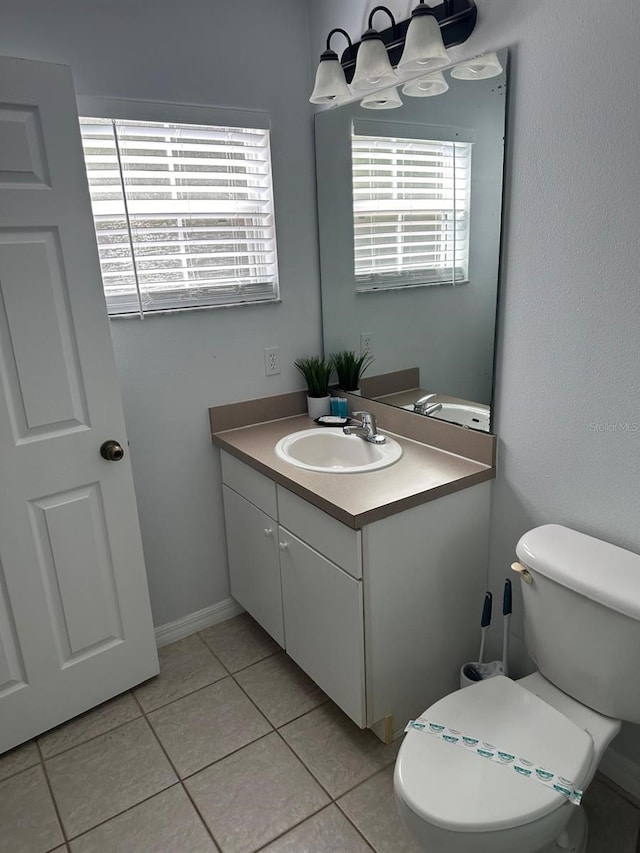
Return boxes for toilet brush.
[478,591,492,663]
[502,579,512,676]
[460,590,506,688]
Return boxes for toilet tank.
[516,524,640,724]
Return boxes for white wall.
[309,0,640,765]
[0,0,320,626]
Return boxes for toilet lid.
[395,677,593,833]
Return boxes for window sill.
[108,298,282,320]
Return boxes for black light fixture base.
[339,0,477,83]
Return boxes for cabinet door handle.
[264,528,274,537]
[279,541,289,551]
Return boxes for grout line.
[272,713,399,806]
[62,781,183,845]
[189,632,231,674]
[230,664,329,730]
[130,691,224,851]
[251,803,341,852]
[137,671,230,716]
[336,802,379,852]
[271,725,336,801]
[202,646,282,677]
[0,753,41,785]
[37,696,143,762]
[177,731,275,785]
[35,740,69,845]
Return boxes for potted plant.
[330,350,374,395]
[294,355,333,419]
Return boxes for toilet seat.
[395,676,594,834]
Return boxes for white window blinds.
[80,117,279,316]
[351,133,471,292]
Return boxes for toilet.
[394,524,640,853]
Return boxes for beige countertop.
[212,413,495,529]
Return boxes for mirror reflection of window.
[352,130,471,293]
[315,48,508,433]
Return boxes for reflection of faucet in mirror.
[343,411,387,444]
[315,48,508,434]
[413,394,443,417]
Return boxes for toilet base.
[536,806,587,853]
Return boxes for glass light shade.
[450,52,503,80]
[397,12,449,74]
[360,87,403,110]
[402,70,449,98]
[351,35,397,92]
[309,54,352,105]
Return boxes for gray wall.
[309,0,640,764]
[316,77,505,404]
[0,0,320,626]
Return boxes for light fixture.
[402,70,449,98]
[311,0,478,108]
[361,87,403,110]
[351,7,398,92]
[309,29,354,105]
[397,1,449,75]
[450,51,503,80]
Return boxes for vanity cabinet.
[220,450,491,741]
[222,485,284,647]
[279,529,365,725]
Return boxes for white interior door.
[0,55,158,753]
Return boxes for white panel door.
[222,486,284,647]
[0,55,158,753]
[279,528,365,726]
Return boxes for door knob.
[100,440,125,461]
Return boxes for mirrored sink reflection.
[402,402,490,431]
[275,428,402,474]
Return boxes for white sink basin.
[275,428,402,473]
[404,402,490,430]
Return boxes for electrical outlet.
[360,332,373,355]
[264,346,280,376]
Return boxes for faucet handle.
[352,410,374,428]
[414,394,437,406]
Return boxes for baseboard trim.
[154,599,244,648]
[599,745,640,802]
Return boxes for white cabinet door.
[223,486,284,647]
[0,56,158,753]
[279,528,365,726]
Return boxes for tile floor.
[1,613,639,853]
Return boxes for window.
[80,117,279,316]
[351,132,471,292]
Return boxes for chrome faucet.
[413,394,443,417]
[343,411,387,444]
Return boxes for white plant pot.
[307,395,331,419]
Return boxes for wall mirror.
[315,48,508,433]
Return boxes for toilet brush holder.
[459,659,505,689]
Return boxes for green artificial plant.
[294,355,333,398]
[329,350,374,392]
